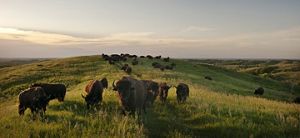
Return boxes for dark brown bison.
[163,57,170,62]
[121,64,132,74]
[159,83,171,103]
[254,87,264,95]
[31,83,66,102]
[102,54,110,61]
[113,77,147,116]
[146,55,153,59]
[18,87,48,116]
[293,97,300,104]
[175,83,189,103]
[204,76,212,80]
[82,79,106,109]
[155,56,161,59]
[142,80,159,106]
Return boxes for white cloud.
[0,26,300,58]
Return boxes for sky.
[0,0,300,59]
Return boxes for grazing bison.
[146,55,153,59]
[155,56,161,59]
[82,79,106,109]
[175,83,189,103]
[159,83,171,103]
[163,57,170,62]
[204,76,212,80]
[129,55,138,58]
[142,80,159,106]
[18,87,48,116]
[31,83,66,102]
[102,54,110,61]
[121,64,132,74]
[254,87,264,95]
[85,78,108,94]
[140,56,145,58]
[293,97,300,104]
[113,77,147,116]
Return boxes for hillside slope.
[0,56,299,137]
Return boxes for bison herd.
[83,76,190,116]
[101,53,176,74]
[18,76,190,118]
[18,83,66,116]
[18,53,300,119]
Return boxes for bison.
[204,76,213,80]
[121,64,132,74]
[146,55,153,59]
[142,80,159,106]
[82,79,106,109]
[293,97,300,104]
[159,83,171,103]
[113,77,147,116]
[175,83,189,103]
[18,87,48,116]
[254,87,264,95]
[163,57,170,62]
[30,83,66,102]
[155,56,161,59]
[102,54,110,61]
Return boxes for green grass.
[191,59,300,85]
[0,55,299,137]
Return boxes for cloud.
[182,26,215,32]
[0,26,300,58]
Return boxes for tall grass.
[0,55,299,137]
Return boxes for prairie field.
[0,56,299,137]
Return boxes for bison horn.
[112,80,117,90]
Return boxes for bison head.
[159,83,171,100]
[100,78,108,89]
[112,80,133,107]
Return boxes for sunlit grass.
[0,55,299,137]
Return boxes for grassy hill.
[0,56,299,137]
[190,59,300,85]
[0,58,48,68]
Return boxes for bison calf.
[159,83,171,103]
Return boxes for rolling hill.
[0,55,299,137]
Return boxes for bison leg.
[143,104,147,114]
[86,103,90,109]
[18,104,26,116]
